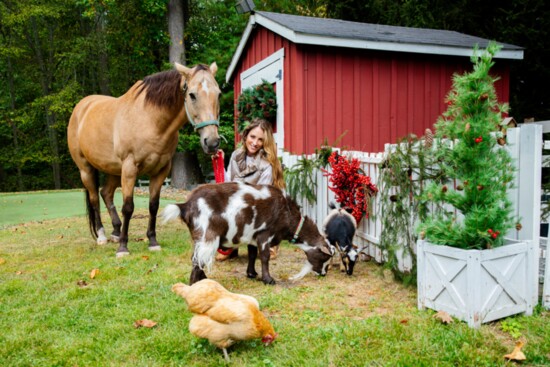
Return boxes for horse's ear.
[175,62,191,78]
[209,62,218,76]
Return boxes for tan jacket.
[226,148,273,185]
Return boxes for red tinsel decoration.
[212,150,225,183]
[322,152,378,224]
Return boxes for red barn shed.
[225,11,523,154]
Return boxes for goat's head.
[291,240,335,281]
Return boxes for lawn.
[0,189,175,229]
[0,191,548,366]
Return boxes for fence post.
[509,124,542,306]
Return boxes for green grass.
[0,193,549,366]
[0,189,175,229]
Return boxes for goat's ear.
[320,244,335,256]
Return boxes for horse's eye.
[189,93,197,102]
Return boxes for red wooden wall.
[232,27,511,154]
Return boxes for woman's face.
[245,126,265,156]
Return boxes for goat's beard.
[290,261,313,281]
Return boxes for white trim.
[226,16,256,83]
[226,12,523,82]
[239,48,285,153]
[241,48,285,81]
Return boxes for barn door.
[240,48,284,152]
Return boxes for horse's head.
[176,62,221,154]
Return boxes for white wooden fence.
[282,124,549,308]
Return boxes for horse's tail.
[85,168,100,239]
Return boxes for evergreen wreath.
[323,151,378,224]
[236,80,277,133]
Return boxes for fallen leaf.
[90,268,100,279]
[141,255,150,261]
[134,319,157,328]
[400,319,409,324]
[146,264,159,274]
[77,280,88,287]
[15,270,23,275]
[0,258,6,265]
[504,341,526,361]
[58,235,64,239]
[433,310,453,324]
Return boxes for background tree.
[0,0,549,192]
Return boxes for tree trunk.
[6,54,25,191]
[168,0,186,64]
[171,152,205,189]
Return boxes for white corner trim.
[226,15,257,83]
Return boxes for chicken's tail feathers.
[171,282,190,298]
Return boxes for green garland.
[237,80,277,133]
[377,133,445,284]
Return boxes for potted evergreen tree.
[416,43,537,328]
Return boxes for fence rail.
[282,125,547,307]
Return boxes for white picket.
[281,126,546,306]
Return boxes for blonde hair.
[241,118,285,189]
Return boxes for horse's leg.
[116,161,138,257]
[79,164,107,245]
[146,168,170,251]
[100,174,122,242]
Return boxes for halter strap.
[290,216,306,243]
[184,100,220,131]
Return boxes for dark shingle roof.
[257,11,523,52]
[226,11,523,82]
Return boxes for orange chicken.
[172,279,277,361]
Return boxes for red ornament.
[475,136,483,143]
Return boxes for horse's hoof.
[116,251,130,258]
[110,235,120,243]
[97,238,108,245]
[149,245,162,252]
[262,278,276,285]
[247,272,258,279]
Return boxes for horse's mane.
[137,69,183,108]
[136,64,210,109]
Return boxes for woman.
[216,118,285,261]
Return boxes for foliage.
[377,132,445,283]
[284,155,322,205]
[418,43,516,250]
[237,80,277,133]
[501,318,524,340]
[323,151,378,224]
[283,142,333,205]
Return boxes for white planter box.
[417,239,537,328]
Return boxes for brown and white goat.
[162,182,335,285]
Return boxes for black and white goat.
[322,203,358,275]
[162,182,335,285]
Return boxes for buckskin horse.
[68,62,220,257]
